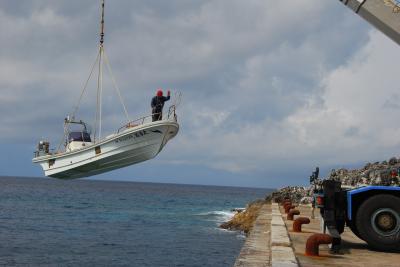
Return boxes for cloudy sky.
[1,0,399,188]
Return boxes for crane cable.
[71,51,101,120]
[103,48,131,123]
[66,0,131,146]
[55,51,101,153]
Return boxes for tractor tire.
[355,194,400,252]
[348,221,364,241]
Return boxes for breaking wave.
[196,210,240,223]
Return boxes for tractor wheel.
[348,221,364,241]
[355,194,400,252]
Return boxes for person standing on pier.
[151,89,170,121]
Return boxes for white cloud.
[278,30,400,165]
[163,29,400,176]
[1,1,388,185]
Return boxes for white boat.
[32,111,178,179]
[32,0,179,179]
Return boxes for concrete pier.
[234,204,272,267]
[270,203,298,267]
[282,204,400,267]
[233,202,399,267]
[234,204,298,267]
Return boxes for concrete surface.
[234,204,299,267]
[233,201,399,267]
[234,204,272,267]
[281,204,400,267]
[270,203,298,267]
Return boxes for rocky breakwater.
[270,186,312,204]
[270,156,400,204]
[221,157,400,233]
[328,157,400,187]
[219,199,268,234]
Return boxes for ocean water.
[0,177,272,266]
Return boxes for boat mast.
[95,0,105,142]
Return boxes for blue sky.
[1,1,400,188]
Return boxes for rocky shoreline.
[220,199,269,234]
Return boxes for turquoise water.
[0,177,272,266]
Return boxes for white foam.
[196,210,236,222]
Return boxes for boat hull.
[32,120,178,179]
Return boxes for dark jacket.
[151,95,170,112]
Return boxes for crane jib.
[339,0,400,46]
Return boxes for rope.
[103,48,131,123]
[55,125,68,153]
[71,51,100,120]
[57,51,100,152]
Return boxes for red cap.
[156,89,163,97]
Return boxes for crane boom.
[339,0,400,45]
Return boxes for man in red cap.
[151,88,170,121]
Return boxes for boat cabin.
[65,118,93,152]
[67,131,93,151]
[68,131,92,143]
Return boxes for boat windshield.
[68,132,92,143]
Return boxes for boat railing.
[117,105,177,134]
[33,148,56,158]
